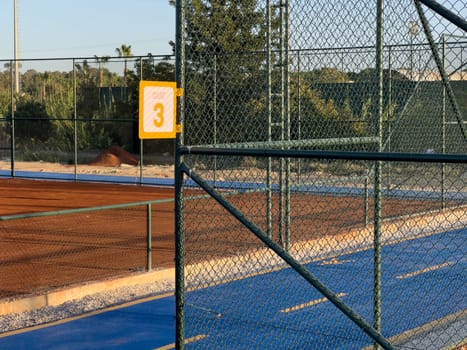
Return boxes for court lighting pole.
[14,0,20,93]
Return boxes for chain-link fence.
[0,54,175,182]
[0,199,173,302]
[174,0,466,349]
[178,152,466,349]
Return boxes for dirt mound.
[87,146,140,167]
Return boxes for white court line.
[396,262,454,279]
[154,334,208,350]
[280,293,347,313]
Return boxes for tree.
[7,95,53,143]
[75,60,99,117]
[173,1,362,145]
[115,44,133,82]
[94,55,110,87]
[179,0,273,144]
[303,67,351,83]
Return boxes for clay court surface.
[0,178,175,299]
[0,177,457,301]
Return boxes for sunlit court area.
[0,0,466,349]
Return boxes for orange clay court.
[0,178,175,299]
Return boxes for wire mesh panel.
[181,0,466,154]
[176,0,467,348]
[0,202,169,301]
[180,154,466,349]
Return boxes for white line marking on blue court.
[154,334,208,350]
[280,292,347,313]
[396,261,454,279]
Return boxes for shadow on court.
[0,295,175,350]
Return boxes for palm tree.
[94,55,110,87]
[75,59,93,86]
[115,44,133,81]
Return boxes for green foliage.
[26,70,74,118]
[0,91,9,117]
[303,67,351,83]
[182,0,275,144]
[290,75,364,140]
[7,95,53,142]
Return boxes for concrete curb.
[0,268,175,316]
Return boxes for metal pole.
[386,46,392,189]
[278,0,286,248]
[441,35,446,209]
[147,203,152,271]
[14,0,20,94]
[365,176,369,226]
[181,147,467,164]
[297,50,302,185]
[9,61,15,177]
[175,0,186,348]
[267,0,273,239]
[418,0,467,32]
[266,0,273,239]
[140,57,144,185]
[73,59,78,181]
[374,0,384,348]
[213,54,217,187]
[284,0,291,252]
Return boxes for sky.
[0,0,175,60]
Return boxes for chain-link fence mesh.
[0,201,173,301]
[176,0,466,349]
[181,1,466,154]
[179,154,466,349]
[0,55,176,181]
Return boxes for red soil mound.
[87,146,140,167]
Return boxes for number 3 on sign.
[139,80,177,139]
[153,103,164,127]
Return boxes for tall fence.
[0,54,175,182]
[174,0,466,349]
[0,46,465,182]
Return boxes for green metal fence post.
[140,57,144,185]
[9,60,15,177]
[175,0,186,348]
[374,1,384,348]
[147,203,152,271]
[441,34,446,209]
[365,176,369,226]
[266,0,273,239]
[73,58,78,181]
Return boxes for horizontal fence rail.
[180,147,467,163]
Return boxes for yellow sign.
[139,81,177,139]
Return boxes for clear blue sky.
[0,0,175,59]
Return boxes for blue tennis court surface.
[0,296,176,350]
[0,228,465,349]
[0,170,175,187]
[3,171,466,202]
